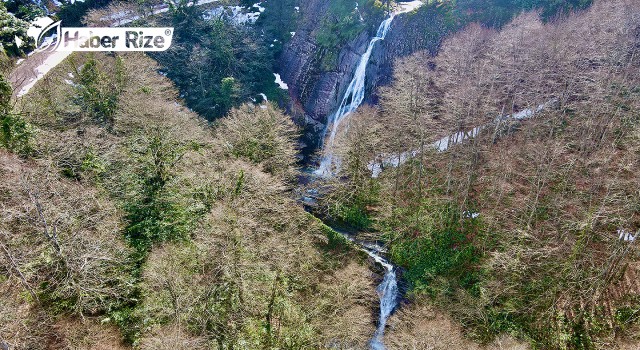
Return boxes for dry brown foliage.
[3,51,380,348]
[338,0,640,347]
[0,151,133,349]
[386,298,529,350]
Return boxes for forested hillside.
[319,0,640,348]
[0,52,379,349]
[2,0,640,349]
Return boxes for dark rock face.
[279,0,373,128]
[278,2,448,150]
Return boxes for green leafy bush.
[0,74,34,154]
[0,113,35,155]
[389,205,483,296]
[75,56,125,129]
[0,2,32,56]
[122,129,196,252]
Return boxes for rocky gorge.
[278,1,445,154]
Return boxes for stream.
[315,15,395,177]
[309,3,426,348]
[329,230,400,350]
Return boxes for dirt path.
[7,0,222,98]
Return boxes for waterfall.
[312,12,401,350]
[370,266,398,350]
[366,252,398,350]
[334,230,400,350]
[310,3,426,348]
[315,15,395,176]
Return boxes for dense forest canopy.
[1,0,640,349]
[317,0,640,348]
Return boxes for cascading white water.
[315,15,395,176]
[366,253,398,350]
[311,3,426,348]
[337,231,399,350]
[370,267,398,350]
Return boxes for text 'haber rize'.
[63,30,167,49]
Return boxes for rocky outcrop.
[368,6,449,99]
[279,0,374,127]
[278,2,449,150]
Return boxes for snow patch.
[618,229,637,242]
[274,73,288,90]
[395,0,424,14]
[17,50,73,97]
[203,5,262,24]
[253,2,265,12]
[368,101,556,177]
[464,211,480,219]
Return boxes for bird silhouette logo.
[15,17,62,53]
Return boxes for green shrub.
[0,113,35,155]
[75,56,125,129]
[330,201,373,230]
[389,206,483,296]
[0,75,34,154]
[320,222,351,251]
[122,130,196,252]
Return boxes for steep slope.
[318,0,640,348]
[1,52,379,349]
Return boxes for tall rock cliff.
[278,0,373,132]
[368,6,450,100]
[278,1,448,152]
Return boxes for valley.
[1,0,640,349]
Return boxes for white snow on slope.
[395,1,424,14]
[202,2,264,24]
[618,229,637,242]
[274,73,288,90]
[368,101,555,177]
[17,50,73,97]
